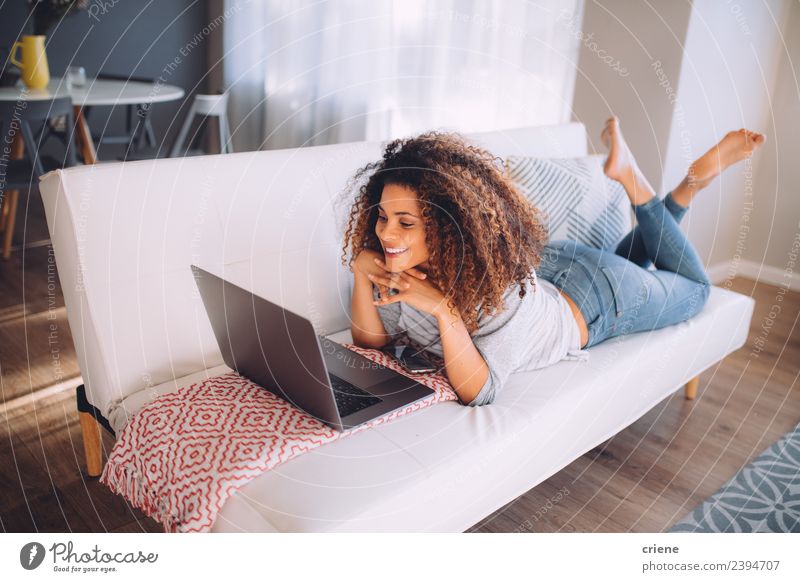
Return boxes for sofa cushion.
[505,155,630,249]
[208,285,753,532]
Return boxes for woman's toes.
[602,119,618,143]
[741,130,766,149]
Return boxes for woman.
[339,117,765,406]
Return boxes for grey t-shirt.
[372,270,588,406]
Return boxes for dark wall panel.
[1,1,211,158]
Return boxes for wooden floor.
[1,198,798,532]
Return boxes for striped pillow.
[505,155,631,249]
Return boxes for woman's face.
[375,183,431,273]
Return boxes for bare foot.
[671,128,766,208]
[687,129,766,189]
[601,116,656,207]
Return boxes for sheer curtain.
[223,0,583,151]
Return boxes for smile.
[384,247,408,256]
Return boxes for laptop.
[191,265,435,431]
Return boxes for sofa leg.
[79,411,104,477]
[684,375,700,400]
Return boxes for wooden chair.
[0,96,79,259]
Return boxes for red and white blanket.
[100,344,457,532]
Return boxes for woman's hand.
[352,248,428,301]
[368,258,453,319]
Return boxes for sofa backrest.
[39,122,592,416]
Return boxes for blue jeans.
[537,192,711,348]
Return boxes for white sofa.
[39,122,755,532]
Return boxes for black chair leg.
[144,118,157,148]
[129,105,156,152]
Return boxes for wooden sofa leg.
[79,411,104,477]
[76,385,116,478]
[2,189,20,260]
[684,375,700,400]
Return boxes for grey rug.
[669,423,800,532]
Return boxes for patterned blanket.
[100,343,457,532]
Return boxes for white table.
[0,77,184,258]
[0,77,185,164]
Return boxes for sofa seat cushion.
[203,286,752,532]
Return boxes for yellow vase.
[10,35,51,90]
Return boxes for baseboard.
[707,262,734,285]
[707,259,800,292]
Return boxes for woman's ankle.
[668,177,694,209]
[664,191,690,218]
[621,171,656,208]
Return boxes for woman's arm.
[351,271,391,349]
[368,265,491,404]
[435,305,490,405]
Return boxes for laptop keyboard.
[329,374,383,417]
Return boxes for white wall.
[571,0,692,191]
[574,0,798,286]
[739,0,800,284]
[660,0,794,280]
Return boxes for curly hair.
[338,130,549,334]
